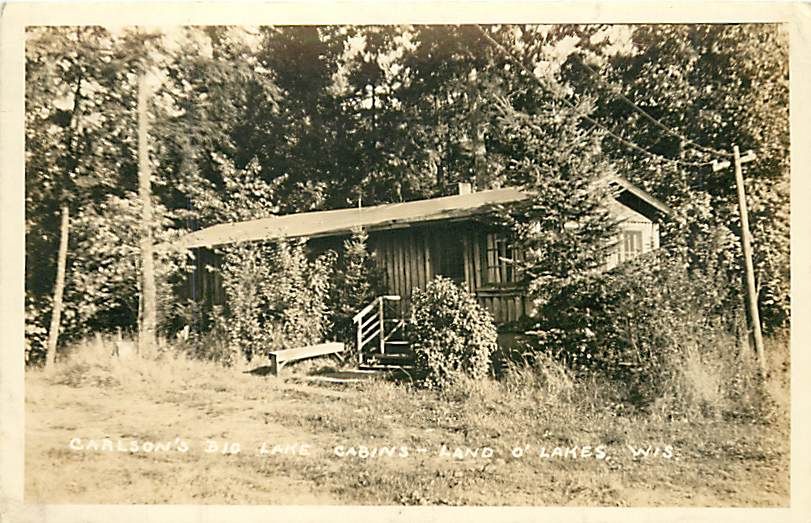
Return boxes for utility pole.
[713,146,765,377]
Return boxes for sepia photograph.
[1,2,806,519]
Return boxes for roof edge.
[156,176,670,252]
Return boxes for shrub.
[219,241,277,364]
[266,241,335,351]
[409,277,497,390]
[218,239,335,365]
[529,250,750,407]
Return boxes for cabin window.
[485,232,523,284]
[619,229,644,262]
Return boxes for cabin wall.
[366,215,661,328]
[461,225,529,326]
[368,227,435,316]
[179,248,225,308]
[368,223,529,326]
[184,211,661,333]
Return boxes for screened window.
[485,233,523,284]
[619,230,644,262]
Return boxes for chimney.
[458,182,473,195]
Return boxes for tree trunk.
[45,204,70,368]
[471,106,487,190]
[138,71,158,357]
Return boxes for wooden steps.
[361,351,415,372]
[290,369,387,384]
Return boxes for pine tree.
[328,228,384,351]
[492,97,619,305]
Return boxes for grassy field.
[25,338,790,506]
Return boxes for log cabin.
[160,176,669,365]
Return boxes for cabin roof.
[158,176,670,252]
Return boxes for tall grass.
[645,320,788,425]
[42,323,789,433]
[44,334,243,395]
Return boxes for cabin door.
[431,225,466,286]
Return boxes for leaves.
[410,277,498,389]
[25,24,789,352]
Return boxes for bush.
[409,277,497,390]
[529,250,754,408]
[219,239,335,365]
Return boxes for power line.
[568,53,733,158]
[474,25,716,168]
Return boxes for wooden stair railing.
[352,295,405,366]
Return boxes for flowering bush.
[409,277,497,389]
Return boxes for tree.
[26,27,131,364]
[153,27,282,228]
[254,26,343,212]
[44,205,69,368]
[555,24,789,331]
[328,228,384,349]
[26,27,187,358]
[137,70,158,356]
[62,194,184,338]
[490,96,619,308]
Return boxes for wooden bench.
[267,342,345,376]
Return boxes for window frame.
[483,231,524,287]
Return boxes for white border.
[2,2,809,522]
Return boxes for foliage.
[60,193,187,340]
[530,249,752,406]
[25,26,191,356]
[24,24,788,378]
[328,228,385,352]
[24,192,187,354]
[218,239,335,365]
[154,27,283,226]
[409,277,497,389]
[25,297,51,366]
[268,241,335,351]
[557,24,790,331]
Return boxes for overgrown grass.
[26,332,789,506]
[649,329,789,426]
